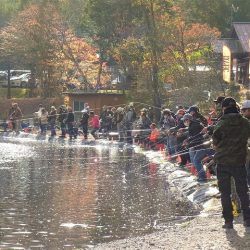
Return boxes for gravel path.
[94,215,250,250]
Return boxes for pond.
[0,138,197,249]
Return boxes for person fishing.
[213,97,250,229]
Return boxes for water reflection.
[0,140,196,249]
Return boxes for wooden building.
[214,22,250,85]
[63,90,126,118]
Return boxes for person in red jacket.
[147,123,160,149]
[89,111,100,139]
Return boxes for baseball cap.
[214,96,225,104]
[182,114,193,121]
[241,100,250,110]
[188,106,199,113]
[221,97,237,108]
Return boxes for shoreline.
[94,149,250,250]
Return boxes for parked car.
[1,73,28,87]
[0,71,38,88]
[0,71,7,85]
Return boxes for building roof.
[213,23,250,54]
[212,39,243,54]
[232,22,250,52]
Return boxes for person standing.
[58,106,67,138]
[39,108,48,136]
[65,107,75,140]
[213,97,250,229]
[160,109,176,156]
[80,109,90,140]
[9,103,23,133]
[137,109,151,145]
[115,107,125,142]
[48,106,57,137]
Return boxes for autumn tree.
[0,2,98,97]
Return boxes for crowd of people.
[3,96,250,229]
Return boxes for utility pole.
[7,67,11,99]
[230,4,239,26]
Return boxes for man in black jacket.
[58,106,67,138]
[65,107,75,139]
[213,97,250,229]
[80,109,89,139]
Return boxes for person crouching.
[89,111,100,139]
[147,123,160,149]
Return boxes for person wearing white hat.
[241,100,250,120]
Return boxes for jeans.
[60,122,66,137]
[126,130,133,144]
[90,128,98,139]
[166,135,177,156]
[82,124,88,139]
[40,124,47,135]
[67,123,74,138]
[50,123,56,136]
[189,148,214,181]
[217,164,250,222]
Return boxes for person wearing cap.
[188,105,208,126]
[241,100,250,119]
[213,96,225,120]
[213,97,250,229]
[182,113,212,182]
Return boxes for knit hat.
[182,114,193,121]
[221,97,237,108]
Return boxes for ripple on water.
[0,143,34,164]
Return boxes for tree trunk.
[147,0,162,121]
[7,68,11,99]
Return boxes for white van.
[0,70,31,87]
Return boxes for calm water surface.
[0,138,196,249]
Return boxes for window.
[73,101,84,111]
